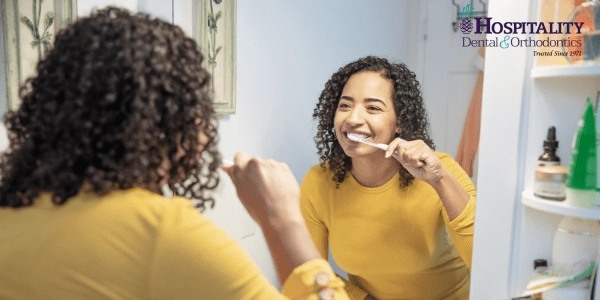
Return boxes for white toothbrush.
[347,133,389,151]
[222,159,234,166]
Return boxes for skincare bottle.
[533,259,548,300]
[543,216,600,300]
[533,165,568,200]
[552,217,599,271]
[596,93,600,208]
[565,98,597,207]
[534,259,548,271]
[538,126,560,167]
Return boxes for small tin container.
[533,165,568,200]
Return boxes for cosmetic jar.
[533,165,568,200]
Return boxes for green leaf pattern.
[44,12,54,32]
[459,4,475,19]
[207,0,223,92]
[20,0,54,60]
[21,16,35,33]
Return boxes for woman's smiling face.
[334,71,399,158]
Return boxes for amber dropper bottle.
[537,126,560,167]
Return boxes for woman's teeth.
[348,133,370,139]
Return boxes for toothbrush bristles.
[347,133,363,142]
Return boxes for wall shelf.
[531,64,600,78]
[522,190,600,220]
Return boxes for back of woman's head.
[0,7,220,209]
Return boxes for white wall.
[219,0,411,180]
[78,0,137,16]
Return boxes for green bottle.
[565,98,597,207]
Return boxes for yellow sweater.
[300,152,476,300]
[0,188,347,299]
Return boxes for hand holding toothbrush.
[386,138,470,220]
[220,152,324,286]
[347,133,444,185]
[348,133,470,218]
[385,138,445,185]
[220,152,302,226]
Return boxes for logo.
[458,4,585,51]
[459,5,475,34]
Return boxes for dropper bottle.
[537,126,560,167]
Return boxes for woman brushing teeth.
[301,56,476,300]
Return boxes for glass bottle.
[538,126,560,167]
[532,259,548,300]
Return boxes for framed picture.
[2,0,77,111]
[194,0,236,115]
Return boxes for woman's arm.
[386,140,476,266]
[436,153,476,268]
[386,139,470,220]
[149,196,347,299]
[223,152,322,284]
[428,164,470,220]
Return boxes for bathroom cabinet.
[470,0,600,299]
[514,61,600,298]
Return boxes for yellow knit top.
[300,152,476,300]
[0,188,347,299]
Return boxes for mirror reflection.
[16,1,600,300]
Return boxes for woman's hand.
[221,152,323,285]
[386,139,471,220]
[221,152,302,227]
[385,138,444,185]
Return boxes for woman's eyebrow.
[340,96,387,107]
[365,98,387,107]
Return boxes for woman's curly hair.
[313,56,434,188]
[0,7,221,210]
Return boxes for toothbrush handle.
[375,143,388,151]
[376,143,398,154]
[357,139,395,153]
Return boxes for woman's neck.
[350,156,400,188]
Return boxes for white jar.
[533,165,568,200]
[544,217,600,300]
[542,285,589,300]
[552,217,600,269]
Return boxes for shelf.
[522,190,600,220]
[531,64,600,78]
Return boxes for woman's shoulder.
[93,188,200,221]
[305,162,332,179]
[433,151,465,174]
[302,163,335,190]
[434,151,462,169]
[434,151,453,161]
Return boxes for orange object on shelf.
[566,0,595,63]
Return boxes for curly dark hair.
[0,7,221,211]
[313,56,435,188]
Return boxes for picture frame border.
[194,0,237,115]
[1,0,77,111]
